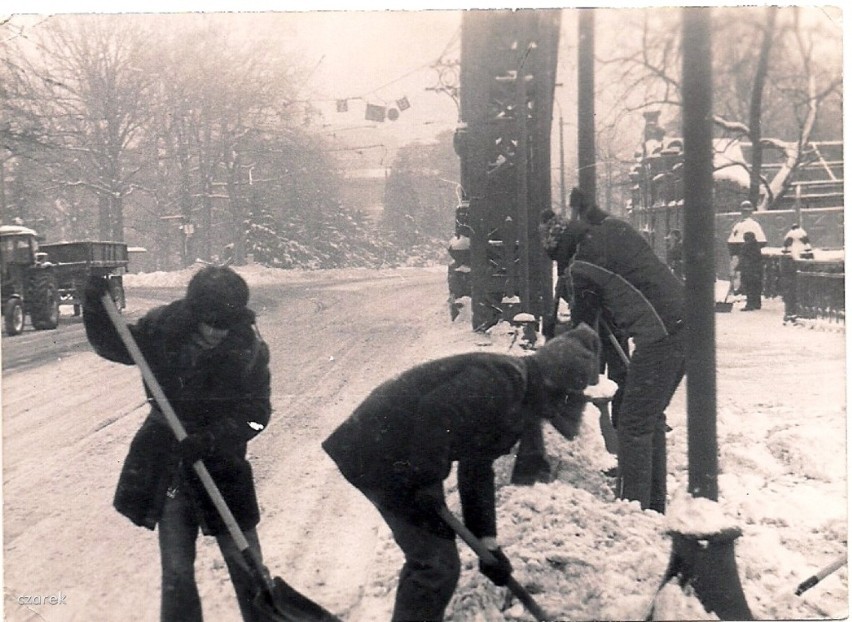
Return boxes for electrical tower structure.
[451,10,561,332]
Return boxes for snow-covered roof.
[712,139,750,187]
[0,225,39,237]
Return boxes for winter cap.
[532,322,600,392]
[185,265,251,329]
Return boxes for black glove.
[84,275,110,306]
[412,486,446,515]
[479,546,513,586]
[178,430,216,463]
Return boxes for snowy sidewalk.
[359,295,847,621]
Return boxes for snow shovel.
[437,506,551,622]
[715,276,735,313]
[100,293,341,622]
[715,289,734,313]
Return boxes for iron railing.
[764,255,845,323]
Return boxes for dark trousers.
[158,487,263,622]
[617,331,685,514]
[741,274,762,309]
[364,485,461,622]
[780,256,797,318]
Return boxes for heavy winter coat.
[322,353,574,539]
[569,218,685,346]
[84,295,271,535]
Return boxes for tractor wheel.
[4,298,24,336]
[30,273,60,330]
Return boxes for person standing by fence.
[726,200,767,298]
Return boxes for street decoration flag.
[396,96,411,111]
[365,103,386,122]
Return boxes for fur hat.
[185,266,251,328]
[532,322,600,392]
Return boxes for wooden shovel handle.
[437,506,551,622]
[100,293,271,588]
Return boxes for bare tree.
[597,6,842,210]
[4,16,158,239]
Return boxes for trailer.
[39,241,129,316]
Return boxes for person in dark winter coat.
[322,324,601,622]
[726,200,767,296]
[83,266,272,622]
[738,230,764,311]
[562,188,685,514]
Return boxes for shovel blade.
[251,576,341,622]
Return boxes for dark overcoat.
[322,352,569,539]
[569,218,685,345]
[84,295,271,535]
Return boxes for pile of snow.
[121,266,846,621]
[356,296,847,621]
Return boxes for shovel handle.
[795,553,847,596]
[600,318,630,367]
[100,293,272,588]
[437,506,550,622]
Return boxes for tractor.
[1,225,60,336]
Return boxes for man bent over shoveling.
[322,324,600,621]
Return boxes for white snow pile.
[358,297,848,621]
[122,266,846,621]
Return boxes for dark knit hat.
[185,266,251,329]
[532,322,600,391]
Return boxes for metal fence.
[795,260,846,323]
[764,255,845,323]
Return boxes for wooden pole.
[673,8,753,619]
[682,6,718,501]
[577,9,596,202]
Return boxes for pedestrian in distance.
[322,324,601,622]
[780,222,815,323]
[562,187,685,514]
[782,222,815,260]
[83,266,272,622]
[738,230,764,311]
[726,200,767,295]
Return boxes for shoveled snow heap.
[348,296,847,622]
[119,267,847,621]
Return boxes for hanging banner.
[336,99,349,113]
[365,103,387,122]
[396,96,411,111]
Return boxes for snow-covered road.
[2,265,847,621]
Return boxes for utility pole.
[660,8,753,619]
[577,9,596,205]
